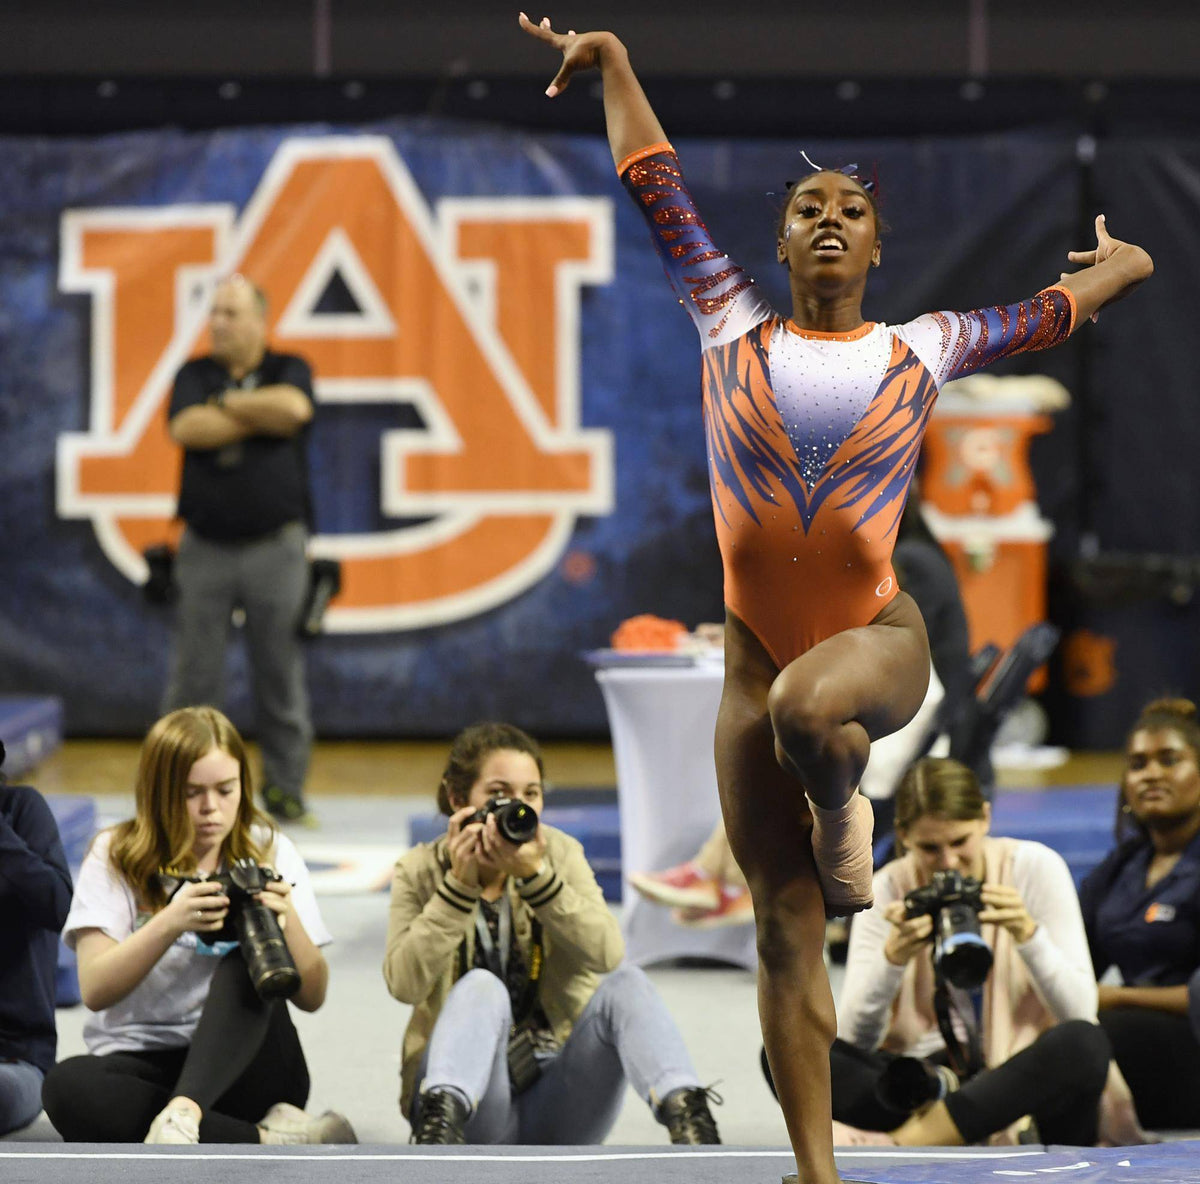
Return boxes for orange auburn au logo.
[55,136,614,632]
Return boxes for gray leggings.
[162,522,312,800]
[412,965,699,1144]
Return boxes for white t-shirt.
[63,826,331,1057]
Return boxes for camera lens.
[934,904,993,990]
[494,799,538,845]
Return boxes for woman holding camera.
[1080,697,1200,1132]
[41,706,353,1145]
[383,721,720,1145]
[831,756,1108,1146]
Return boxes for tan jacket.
[383,824,624,1114]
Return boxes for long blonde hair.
[107,706,273,910]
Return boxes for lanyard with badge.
[474,894,513,982]
[461,892,546,1095]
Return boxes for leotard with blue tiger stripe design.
[619,141,1076,669]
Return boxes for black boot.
[410,1088,469,1145]
[262,784,314,826]
[659,1086,721,1144]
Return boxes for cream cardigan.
[839,837,1097,1061]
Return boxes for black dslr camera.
[166,859,301,1000]
[468,797,539,845]
[903,869,993,990]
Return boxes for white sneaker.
[144,1102,200,1144]
[258,1101,357,1144]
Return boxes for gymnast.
[520,13,1152,1182]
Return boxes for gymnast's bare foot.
[807,791,875,918]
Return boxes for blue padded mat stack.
[0,696,64,778]
[45,795,97,1008]
[409,785,1121,902]
[408,788,622,901]
[991,785,1119,888]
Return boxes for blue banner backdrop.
[0,116,1188,738]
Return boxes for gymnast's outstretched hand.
[1059,214,1153,324]
[518,12,615,96]
[519,12,666,169]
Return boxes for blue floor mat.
[838,1141,1200,1183]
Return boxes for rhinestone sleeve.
[619,143,772,349]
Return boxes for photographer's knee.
[451,968,513,1024]
[1049,1020,1111,1094]
[588,963,653,1023]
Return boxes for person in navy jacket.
[0,740,72,1134]
[1080,697,1200,1132]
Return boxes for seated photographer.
[1080,696,1200,1132]
[831,756,1108,1146]
[383,721,720,1145]
[0,741,73,1136]
[41,706,353,1145]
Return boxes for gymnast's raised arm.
[518,13,664,167]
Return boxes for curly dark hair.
[436,722,545,816]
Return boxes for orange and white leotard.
[619,142,1076,671]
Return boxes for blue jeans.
[0,1060,44,1136]
[413,965,700,1144]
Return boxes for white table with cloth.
[592,656,757,970]
[591,650,944,968]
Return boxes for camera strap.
[457,891,545,1029]
[933,971,985,1080]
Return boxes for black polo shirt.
[169,350,314,541]
[1080,829,1200,988]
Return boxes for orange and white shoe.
[672,883,755,929]
[628,861,720,910]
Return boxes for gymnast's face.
[1124,728,1200,829]
[776,171,881,289]
[900,807,991,884]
